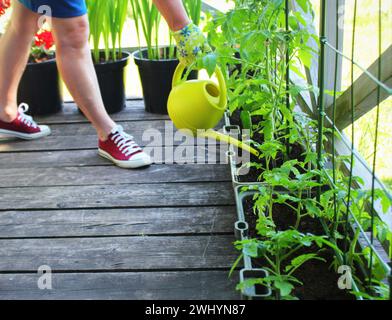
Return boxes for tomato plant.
[209,0,391,300]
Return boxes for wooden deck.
[0,100,239,300]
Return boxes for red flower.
[0,0,11,16]
[34,30,54,50]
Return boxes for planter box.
[223,119,265,187]
[233,187,272,299]
[233,186,363,300]
[223,113,270,187]
[224,112,363,300]
[240,269,272,300]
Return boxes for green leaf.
[377,190,392,213]
[304,200,321,217]
[240,110,253,133]
[243,241,259,258]
[286,253,325,274]
[201,53,217,77]
[295,0,311,13]
[298,49,313,69]
[274,280,294,297]
[276,194,301,204]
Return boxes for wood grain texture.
[0,164,231,188]
[35,100,170,124]
[0,182,234,210]
[0,128,228,153]
[0,207,236,238]
[48,120,171,136]
[0,121,192,152]
[0,148,229,168]
[0,97,238,300]
[0,271,239,300]
[326,45,392,129]
[0,235,238,272]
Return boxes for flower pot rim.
[92,50,131,66]
[133,47,179,62]
[26,56,56,66]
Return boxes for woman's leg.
[50,15,115,140]
[0,1,39,122]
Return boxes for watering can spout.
[168,63,259,156]
[200,129,260,157]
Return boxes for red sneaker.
[99,125,152,169]
[0,103,51,140]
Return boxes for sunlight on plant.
[311,0,392,190]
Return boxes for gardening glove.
[173,23,212,66]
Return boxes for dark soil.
[242,196,354,300]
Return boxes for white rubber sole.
[98,149,153,169]
[0,125,51,140]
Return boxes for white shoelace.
[17,103,38,128]
[110,125,142,156]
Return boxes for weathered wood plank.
[326,45,392,130]
[48,120,170,136]
[0,235,237,272]
[35,100,169,124]
[0,206,236,238]
[0,148,229,168]
[0,136,226,153]
[0,123,227,152]
[0,164,231,188]
[0,182,234,210]
[0,150,107,168]
[0,92,237,300]
[0,271,239,300]
[0,135,115,152]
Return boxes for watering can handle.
[172,63,227,110]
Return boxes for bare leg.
[152,0,190,31]
[51,15,115,140]
[0,1,39,122]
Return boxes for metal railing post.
[316,0,327,203]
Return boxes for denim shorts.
[19,0,87,18]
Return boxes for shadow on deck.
[0,100,239,300]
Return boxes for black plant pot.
[17,58,63,116]
[134,48,197,115]
[94,51,130,114]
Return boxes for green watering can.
[167,63,259,156]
